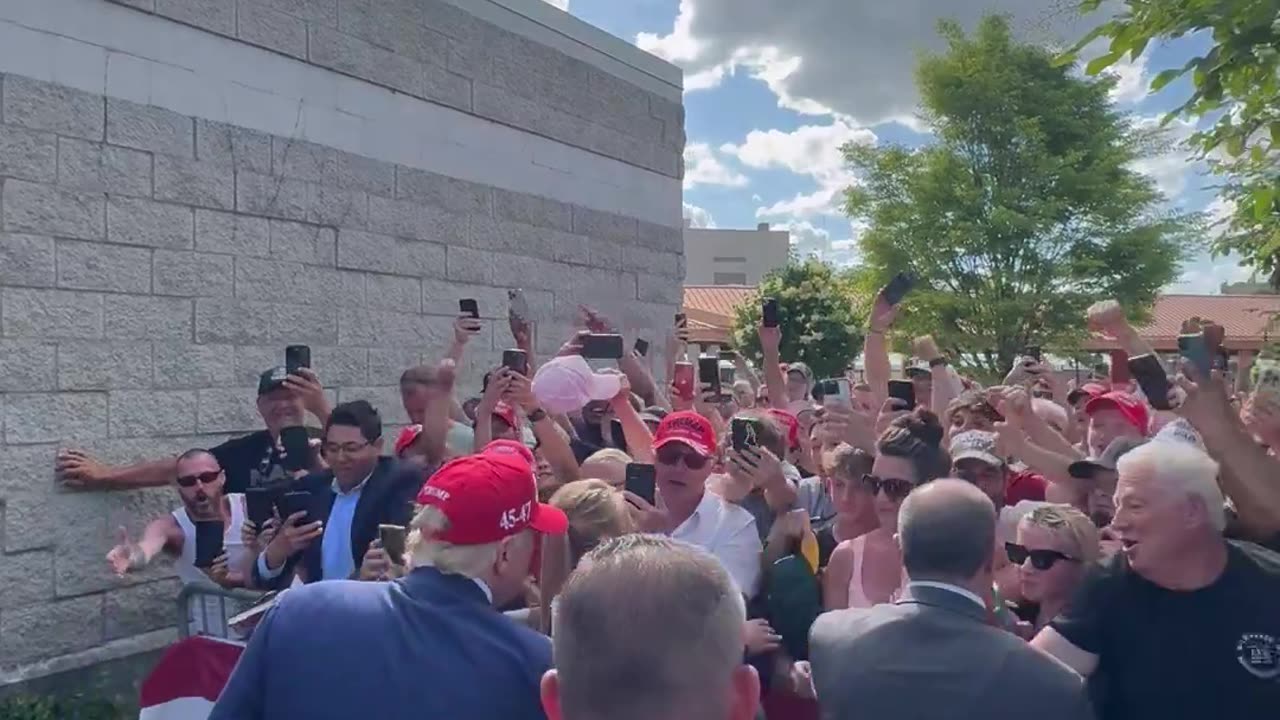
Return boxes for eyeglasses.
[1005,542,1078,570]
[176,471,221,488]
[322,440,374,457]
[860,474,914,501]
[656,444,711,470]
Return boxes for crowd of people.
[58,287,1280,719]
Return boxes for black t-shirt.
[211,429,319,495]
[1051,540,1280,720]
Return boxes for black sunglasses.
[176,471,221,488]
[860,474,914,501]
[656,444,711,470]
[1005,542,1077,570]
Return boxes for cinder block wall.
[0,0,683,680]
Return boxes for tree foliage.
[845,15,1194,376]
[730,258,867,380]
[1066,0,1280,283]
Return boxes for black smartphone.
[624,463,657,506]
[698,355,722,397]
[459,298,479,319]
[887,379,916,409]
[816,378,840,399]
[193,520,224,569]
[762,297,779,328]
[633,338,650,357]
[719,365,735,387]
[581,333,624,360]
[285,345,311,375]
[674,313,687,328]
[502,348,528,375]
[1177,333,1212,379]
[279,425,312,472]
[276,490,314,525]
[730,417,761,452]
[244,488,277,528]
[1128,354,1172,411]
[1023,345,1042,362]
[379,524,407,565]
[881,272,916,306]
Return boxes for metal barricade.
[175,581,264,641]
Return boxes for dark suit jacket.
[257,457,425,587]
[210,567,551,720]
[809,583,1094,720]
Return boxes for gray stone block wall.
[0,50,681,673]
[103,0,685,178]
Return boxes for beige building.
[683,222,790,285]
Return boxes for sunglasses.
[1005,542,1077,570]
[860,474,914,501]
[656,444,711,470]
[176,471,221,488]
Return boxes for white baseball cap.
[532,355,623,414]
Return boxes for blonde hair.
[405,505,502,578]
[584,448,632,465]
[550,480,634,563]
[1019,504,1101,563]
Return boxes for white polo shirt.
[671,490,763,596]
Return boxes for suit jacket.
[210,567,552,720]
[257,457,425,587]
[809,583,1094,720]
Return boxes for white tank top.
[171,494,250,637]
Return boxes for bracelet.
[527,408,548,422]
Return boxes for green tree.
[730,258,867,380]
[845,15,1194,377]
[1066,0,1279,283]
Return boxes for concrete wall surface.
[0,0,683,681]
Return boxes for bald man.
[809,480,1092,720]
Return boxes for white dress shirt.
[671,490,763,596]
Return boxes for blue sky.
[554,0,1256,293]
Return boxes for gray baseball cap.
[1068,436,1146,479]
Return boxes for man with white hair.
[540,535,760,720]
[210,440,569,720]
[1033,441,1280,719]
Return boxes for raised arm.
[864,295,897,408]
[59,452,175,491]
[105,516,183,576]
[760,324,788,410]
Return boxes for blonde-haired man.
[210,440,568,720]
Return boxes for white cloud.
[1170,252,1254,294]
[683,142,748,189]
[682,201,717,228]
[637,0,1108,128]
[1106,52,1150,105]
[1128,115,1204,201]
[542,0,569,10]
[778,220,832,257]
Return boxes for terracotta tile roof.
[684,286,1280,352]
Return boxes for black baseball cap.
[1068,436,1146,479]
[258,367,289,396]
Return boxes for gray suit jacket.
[809,584,1094,720]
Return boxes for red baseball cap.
[1067,382,1108,405]
[416,441,567,544]
[765,409,800,450]
[491,401,518,429]
[1085,391,1150,435]
[653,411,717,457]
[394,425,423,456]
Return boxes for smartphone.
[698,355,722,397]
[1023,345,1042,362]
[244,488,277,528]
[378,524,407,565]
[581,333,624,360]
[502,348,528,375]
[193,520,224,569]
[718,365,735,387]
[1128,354,1171,411]
[279,426,312,472]
[459,298,479,319]
[1177,333,1212,379]
[633,338,650,357]
[761,297,779,328]
[887,379,916,409]
[276,490,314,525]
[507,289,529,321]
[881,272,916,306]
[624,463,657,506]
[1108,349,1131,387]
[730,417,761,452]
[285,344,311,375]
[674,313,687,329]
[818,378,850,405]
[672,361,695,400]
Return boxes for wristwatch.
[527,408,548,423]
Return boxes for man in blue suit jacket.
[211,440,569,720]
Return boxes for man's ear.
[729,664,761,720]
[540,669,563,720]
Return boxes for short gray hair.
[899,479,996,583]
[1115,441,1225,532]
[552,535,745,720]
